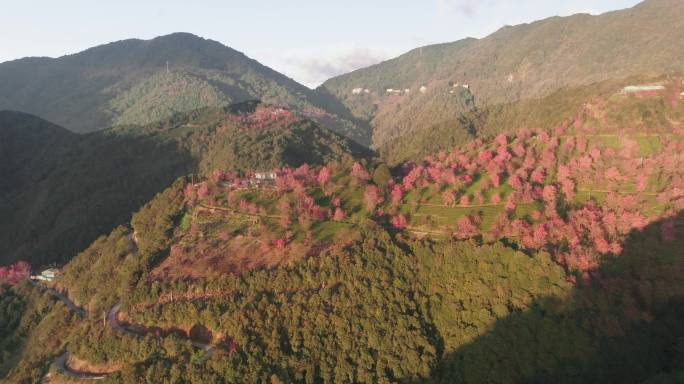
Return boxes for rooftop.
[623,85,665,92]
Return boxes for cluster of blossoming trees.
[387,122,683,276]
[0,261,31,285]
[182,117,683,281]
[225,104,297,130]
[184,163,353,253]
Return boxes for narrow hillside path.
[576,188,658,196]
[199,203,284,219]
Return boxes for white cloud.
[283,47,392,88]
[436,0,486,16]
[435,0,635,19]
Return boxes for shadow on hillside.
[311,87,374,146]
[225,100,261,114]
[428,211,684,384]
[3,131,196,267]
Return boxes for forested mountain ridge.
[2,89,683,383]
[0,33,371,145]
[0,111,76,195]
[320,0,684,147]
[1,1,683,382]
[0,103,369,267]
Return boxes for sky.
[1,0,641,88]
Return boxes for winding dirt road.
[34,228,214,381]
[28,279,86,317]
[53,352,107,381]
[108,302,215,355]
[29,280,105,382]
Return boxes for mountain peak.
[142,32,230,53]
[0,32,345,137]
[154,32,204,41]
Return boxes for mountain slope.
[320,0,684,147]
[0,111,195,267]
[379,74,682,164]
[3,90,683,383]
[0,33,371,145]
[0,104,370,267]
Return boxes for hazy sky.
[1,0,641,87]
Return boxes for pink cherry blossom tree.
[351,162,370,182]
[442,191,456,206]
[317,166,331,187]
[333,207,346,222]
[390,184,404,207]
[364,185,383,211]
[454,215,480,239]
[505,195,516,214]
[390,214,408,229]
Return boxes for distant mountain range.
[1,0,681,150]
[0,33,371,145]
[321,0,684,146]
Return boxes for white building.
[622,85,665,93]
[33,268,59,282]
[404,88,410,94]
[254,172,277,180]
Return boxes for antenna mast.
[166,61,170,74]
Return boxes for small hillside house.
[622,85,665,96]
[254,171,277,180]
[34,268,59,282]
[251,171,277,188]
